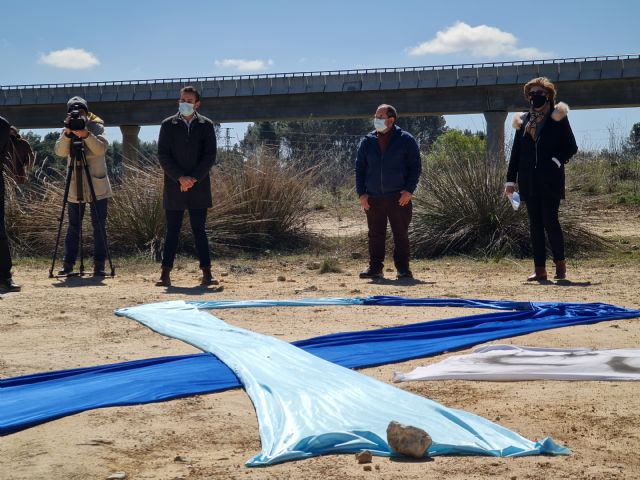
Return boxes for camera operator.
[54,96,113,276]
[0,115,21,292]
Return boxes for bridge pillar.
[120,125,141,163]
[483,111,507,166]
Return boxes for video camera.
[64,106,86,131]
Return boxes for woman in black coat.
[505,77,578,281]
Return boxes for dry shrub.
[212,152,313,249]
[107,161,165,258]
[4,171,66,256]
[5,151,313,257]
[410,148,607,259]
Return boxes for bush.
[410,144,606,258]
[212,152,314,249]
[319,257,342,274]
[5,151,315,257]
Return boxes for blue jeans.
[162,208,211,269]
[63,199,109,265]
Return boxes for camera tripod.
[49,135,115,278]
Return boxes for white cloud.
[408,22,552,59]
[215,58,274,72]
[39,48,100,69]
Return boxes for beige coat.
[54,120,112,203]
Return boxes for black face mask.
[530,94,547,109]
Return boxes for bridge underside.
[2,78,639,164]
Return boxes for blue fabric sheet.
[117,300,570,465]
[2,296,639,436]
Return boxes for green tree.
[396,115,447,152]
[240,121,281,156]
[625,122,640,155]
[239,115,447,187]
[425,129,486,171]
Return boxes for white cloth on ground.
[393,345,640,382]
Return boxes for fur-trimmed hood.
[512,102,569,129]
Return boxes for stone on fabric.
[387,421,432,458]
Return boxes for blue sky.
[1,0,638,149]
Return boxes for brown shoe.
[201,266,219,286]
[554,260,567,280]
[155,267,172,287]
[527,266,548,282]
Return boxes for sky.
[1,0,638,150]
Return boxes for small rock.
[277,275,286,281]
[220,271,229,277]
[386,421,432,458]
[107,473,127,480]
[351,252,363,259]
[307,261,321,270]
[174,455,192,462]
[294,285,318,294]
[355,450,372,464]
[363,465,372,471]
[350,289,361,294]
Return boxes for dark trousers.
[63,199,109,265]
[162,208,211,269]
[366,193,413,272]
[0,185,12,278]
[525,196,564,268]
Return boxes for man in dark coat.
[355,104,422,279]
[0,115,21,292]
[156,86,217,287]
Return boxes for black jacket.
[158,113,217,210]
[355,125,421,197]
[507,103,577,200]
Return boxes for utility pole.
[225,127,231,151]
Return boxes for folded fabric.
[3,296,639,436]
[394,345,640,382]
[117,301,570,466]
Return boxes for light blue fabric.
[5,296,639,436]
[117,300,570,466]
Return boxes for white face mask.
[373,118,388,132]
[179,102,195,116]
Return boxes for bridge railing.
[2,54,639,90]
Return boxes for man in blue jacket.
[355,104,421,279]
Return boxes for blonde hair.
[523,77,557,105]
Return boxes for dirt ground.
[2,210,640,480]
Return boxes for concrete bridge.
[1,54,639,163]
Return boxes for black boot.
[57,261,74,276]
[201,266,219,286]
[359,266,383,279]
[155,267,172,287]
[0,276,21,292]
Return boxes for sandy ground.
[2,211,640,479]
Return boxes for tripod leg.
[49,163,74,278]
[80,155,115,277]
[78,203,85,275]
